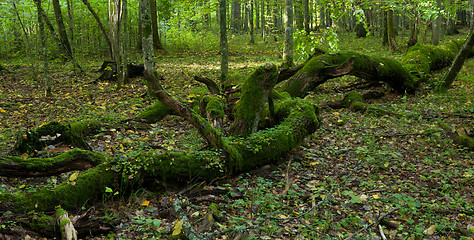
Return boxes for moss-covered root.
[230,63,279,136]
[6,163,118,212]
[134,101,174,123]
[0,149,105,177]
[439,122,474,150]
[14,121,99,154]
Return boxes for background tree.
[282,0,294,68]
[220,0,229,81]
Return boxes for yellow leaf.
[463,173,472,178]
[19,184,26,189]
[278,214,287,219]
[22,153,28,159]
[172,220,184,235]
[141,200,150,207]
[69,171,79,182]
[424,225,436,235]
[0,108,6,113]
[372,194,380,200]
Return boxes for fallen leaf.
[141,200,150,207]
[69,171,79,182]
[172,220,184,235]
[423,225,436,235]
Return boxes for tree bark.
[432,0,442,45]
[33,0,65,59]
[81,0,113,58]
[231,0,242,32]
[150,0,163,50]
[387,9,398,51]
[52,0,72,57]
[283,0,295,68]
[439,30,474,90]
[220,0,229,81]
[303,0,310,33]
[249,1,255,44]
[35,0,52,98]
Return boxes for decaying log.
[97,61,144,82]
[0,149,104,177]
[230,63,279,136]
[14,121,100,155]
[278,39,471,97]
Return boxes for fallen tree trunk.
[278,39,472,97]
[0,149,105,177]
[0,97,319,213]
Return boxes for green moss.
[70,119,101,136]
[22,212,56,235]
[456,135,474,150]
[0,149,105,172]
[343,91,363,108]
[350,101,368,112]
[202,95,225,119]
[271,89,291,100]
[14,122,89,154]
[227,98,320,171]
[232,64,279,136]
[135,101,174,123]
[223,73,244,91]
[14,163,117,212]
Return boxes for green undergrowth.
[0,30,473,239]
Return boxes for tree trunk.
[387,9,398,51]
[407,11,419,47]
[33,0,65,59]
[249,1,255,44]
[231,0,242,32]
[81,0,113,58]
[11,2,30,46]
[109,0,124,85]
[303,0,310,34]
[439,29,474,90]
[52,0,72,57]
[278,39,470,97]
[150,0,163,50]
[220,0,229,81]
[432,0,442,45]
[283,0,294,68]
[35,0,52,98]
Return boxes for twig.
[280,158,293,195]
[378,224,387,240]
[343,205,403,240]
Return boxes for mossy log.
[14,121,100,155]
[278,39,471,97]
[230,63,279,136]
[0,149,105,177]
[133,101,174,123]
[1,98,319,213]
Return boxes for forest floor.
[0,31,473,240]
